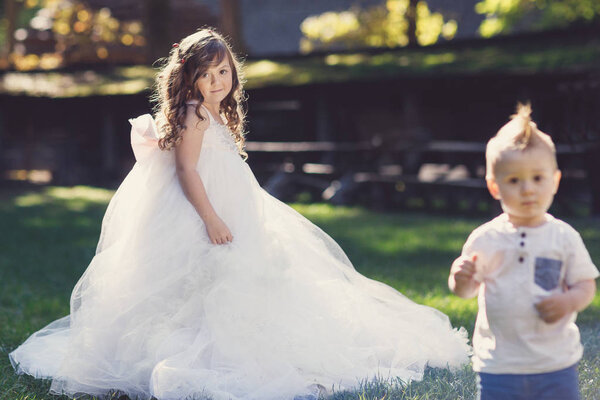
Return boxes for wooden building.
[1,25,599,215]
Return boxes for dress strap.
[186,100,222,125]
[199,104,216,124]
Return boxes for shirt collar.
[496,213,554,235]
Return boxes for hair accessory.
[180,58,185,64]
[172,43,179,48]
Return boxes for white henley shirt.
[462,213,599,374]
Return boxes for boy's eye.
[508,177,519,184]
[533,175,543,182]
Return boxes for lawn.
[1,186,599,400]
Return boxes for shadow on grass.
[0,187,111,345]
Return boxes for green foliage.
[300,0,457,53]
[476,0,600,37]
[7,0,145,71]
[0,18,7,55]
[2,29,598,97]
[1,188,599,399]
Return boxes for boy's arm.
[535,279,596,323]
[449,255,480,298]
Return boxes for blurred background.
[0,0,599,216]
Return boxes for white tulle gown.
[10,105,470,400]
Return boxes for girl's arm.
[174,110,233,245]
[535,279,596,323]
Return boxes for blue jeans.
[477,364,580,400]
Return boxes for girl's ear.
[552,169,562,194]
[486,178,501,200]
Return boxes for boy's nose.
[521,180,534,193]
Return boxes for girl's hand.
[205,214,233,245]
[535,293,573,323]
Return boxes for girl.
[10,29,469,400]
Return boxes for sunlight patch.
[46,186,114,203]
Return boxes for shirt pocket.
[534,257,562,291]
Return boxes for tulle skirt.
[10,140,469,400]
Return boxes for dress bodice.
[187,101,238,154]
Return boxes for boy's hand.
[535,279,596,323]
[449,255,480,298]
[535,293,573,323]
[452,255,477,285]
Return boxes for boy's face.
[487,148,561,227]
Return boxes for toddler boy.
[448,104,598,400]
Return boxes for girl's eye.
[220,69,228,75]
[533,175,543,182]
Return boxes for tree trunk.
[4,0,18,67]
[220,0,246,54]
[143,0,171,64]
[407,0,418,46]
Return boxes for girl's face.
[195,57,233,106]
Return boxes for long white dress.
[9,106,469,400]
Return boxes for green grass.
[1,186,599,400]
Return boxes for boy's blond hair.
[486,103,557,179]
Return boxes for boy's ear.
[487,178,501,200]
[553,169,562,194]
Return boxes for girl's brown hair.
[151,28,246,156]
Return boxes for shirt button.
[520,242,525,247]
[521,232,526,238]
[519,257,524,262]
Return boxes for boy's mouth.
[521,201,536,207]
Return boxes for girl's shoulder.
[184,102,211,133]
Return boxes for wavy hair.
[151,28,247,157]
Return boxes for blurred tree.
[2,0,19,67]
[476,0,600,37]
[299,0,457,53]
[406,0,417,46]
[4,0,146,71]
[220,0,245,54]
[52,1,146,65]
[3,1,218,70]
[143,0,170,63]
